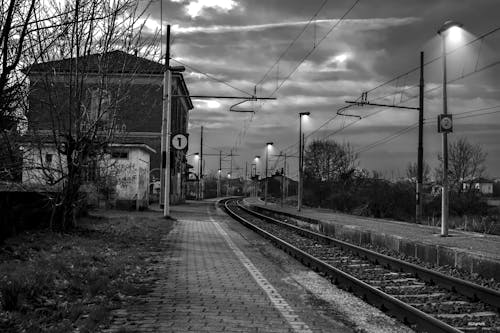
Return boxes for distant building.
[463,178,494,195]
[22,50,193,208]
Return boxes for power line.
[255,0,329,86]
[267,0,361,98]
[365,24,500,97]
[354,104,500,154]
[170,57,254,96]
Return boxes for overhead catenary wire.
[232,0,362,158]
[255,0,329,86]
[266,0,361,99]
[170,57,254,97]
[354,104,500,154]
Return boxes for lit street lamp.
[193,153,200,200]
[254,156,260,197]
[298,112,310,211]
[437,20,463,236]
[264,143,273,205]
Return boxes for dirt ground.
[0,210,174,333]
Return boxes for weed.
[0,280,24,311]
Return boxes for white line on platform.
[209,211,312,333]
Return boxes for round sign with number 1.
[171,133,188,150]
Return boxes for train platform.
[243,197,500,281]
[102,200,411,333]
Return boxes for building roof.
[27,50,164,74]
[25,50,193,109]
[109,143,156,154]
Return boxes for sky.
[141,0,500,180]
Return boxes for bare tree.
[436,137,487,192]
[304,139,358,182]
[405,161,430,183]
[0,0,37,181]
[21,0,160,230]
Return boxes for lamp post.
[437,20,462,237]
[264,143,273,205]
[298,112,310,211]
[254,156,260,197]
[193,152,200,200]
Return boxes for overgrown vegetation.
[298,138,499,234]
[0,212,174,332]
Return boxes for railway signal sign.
[438,114,453,133]
[171,133,188,150]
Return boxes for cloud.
[175,0,238,19]
[173,17,419,35]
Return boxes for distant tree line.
[301,137,493,227]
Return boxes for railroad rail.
[221,198,500,333]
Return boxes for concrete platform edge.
[244,201,500,281]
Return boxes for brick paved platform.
[243,197,500,281]
[103,201,410,333]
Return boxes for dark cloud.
[145,0,500,177]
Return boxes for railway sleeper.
[456,327,500,332]
[410,301,489,314]
[366,278,425,286]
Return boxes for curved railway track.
[221,198,500,333]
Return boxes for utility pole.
[345,53,425,223]
[245,162,248,195]
[160,24,171,218]
[199,126,203,200]
[217,150,222,197]
[416,51,424,223]
[280,152,284,207]
[283,153,287,202]
[228,149,233,196]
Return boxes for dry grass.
[0,211,174,332]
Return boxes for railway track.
[221,198,500,333]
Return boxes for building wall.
[22,145,66,188]
[477,183,493,195]
[111,148,150,209]
[27,70,191,204]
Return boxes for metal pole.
[229,149,232,196]
[280,152,284,207]
[441,34,449,236]
[265,146,269,205]
[199,126,203,200]
[284,153,287,199]
[217,150,221,197]
[298,115,302,211]
[417,51,424,223]
[161,25,171,218]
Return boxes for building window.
[45,153,53,165]
[111,151,128,159]
[82,160,98,182]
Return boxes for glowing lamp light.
[207,100,220,109]
[334,53,348,63]
[438,20,464,44]
[447,26,463,43]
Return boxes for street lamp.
[298,112,310,211]
[254,156,260,197]
[437,20,462,236]
[193,153,200,200]
[265,143,273,205]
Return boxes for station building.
[21,50,193,208]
